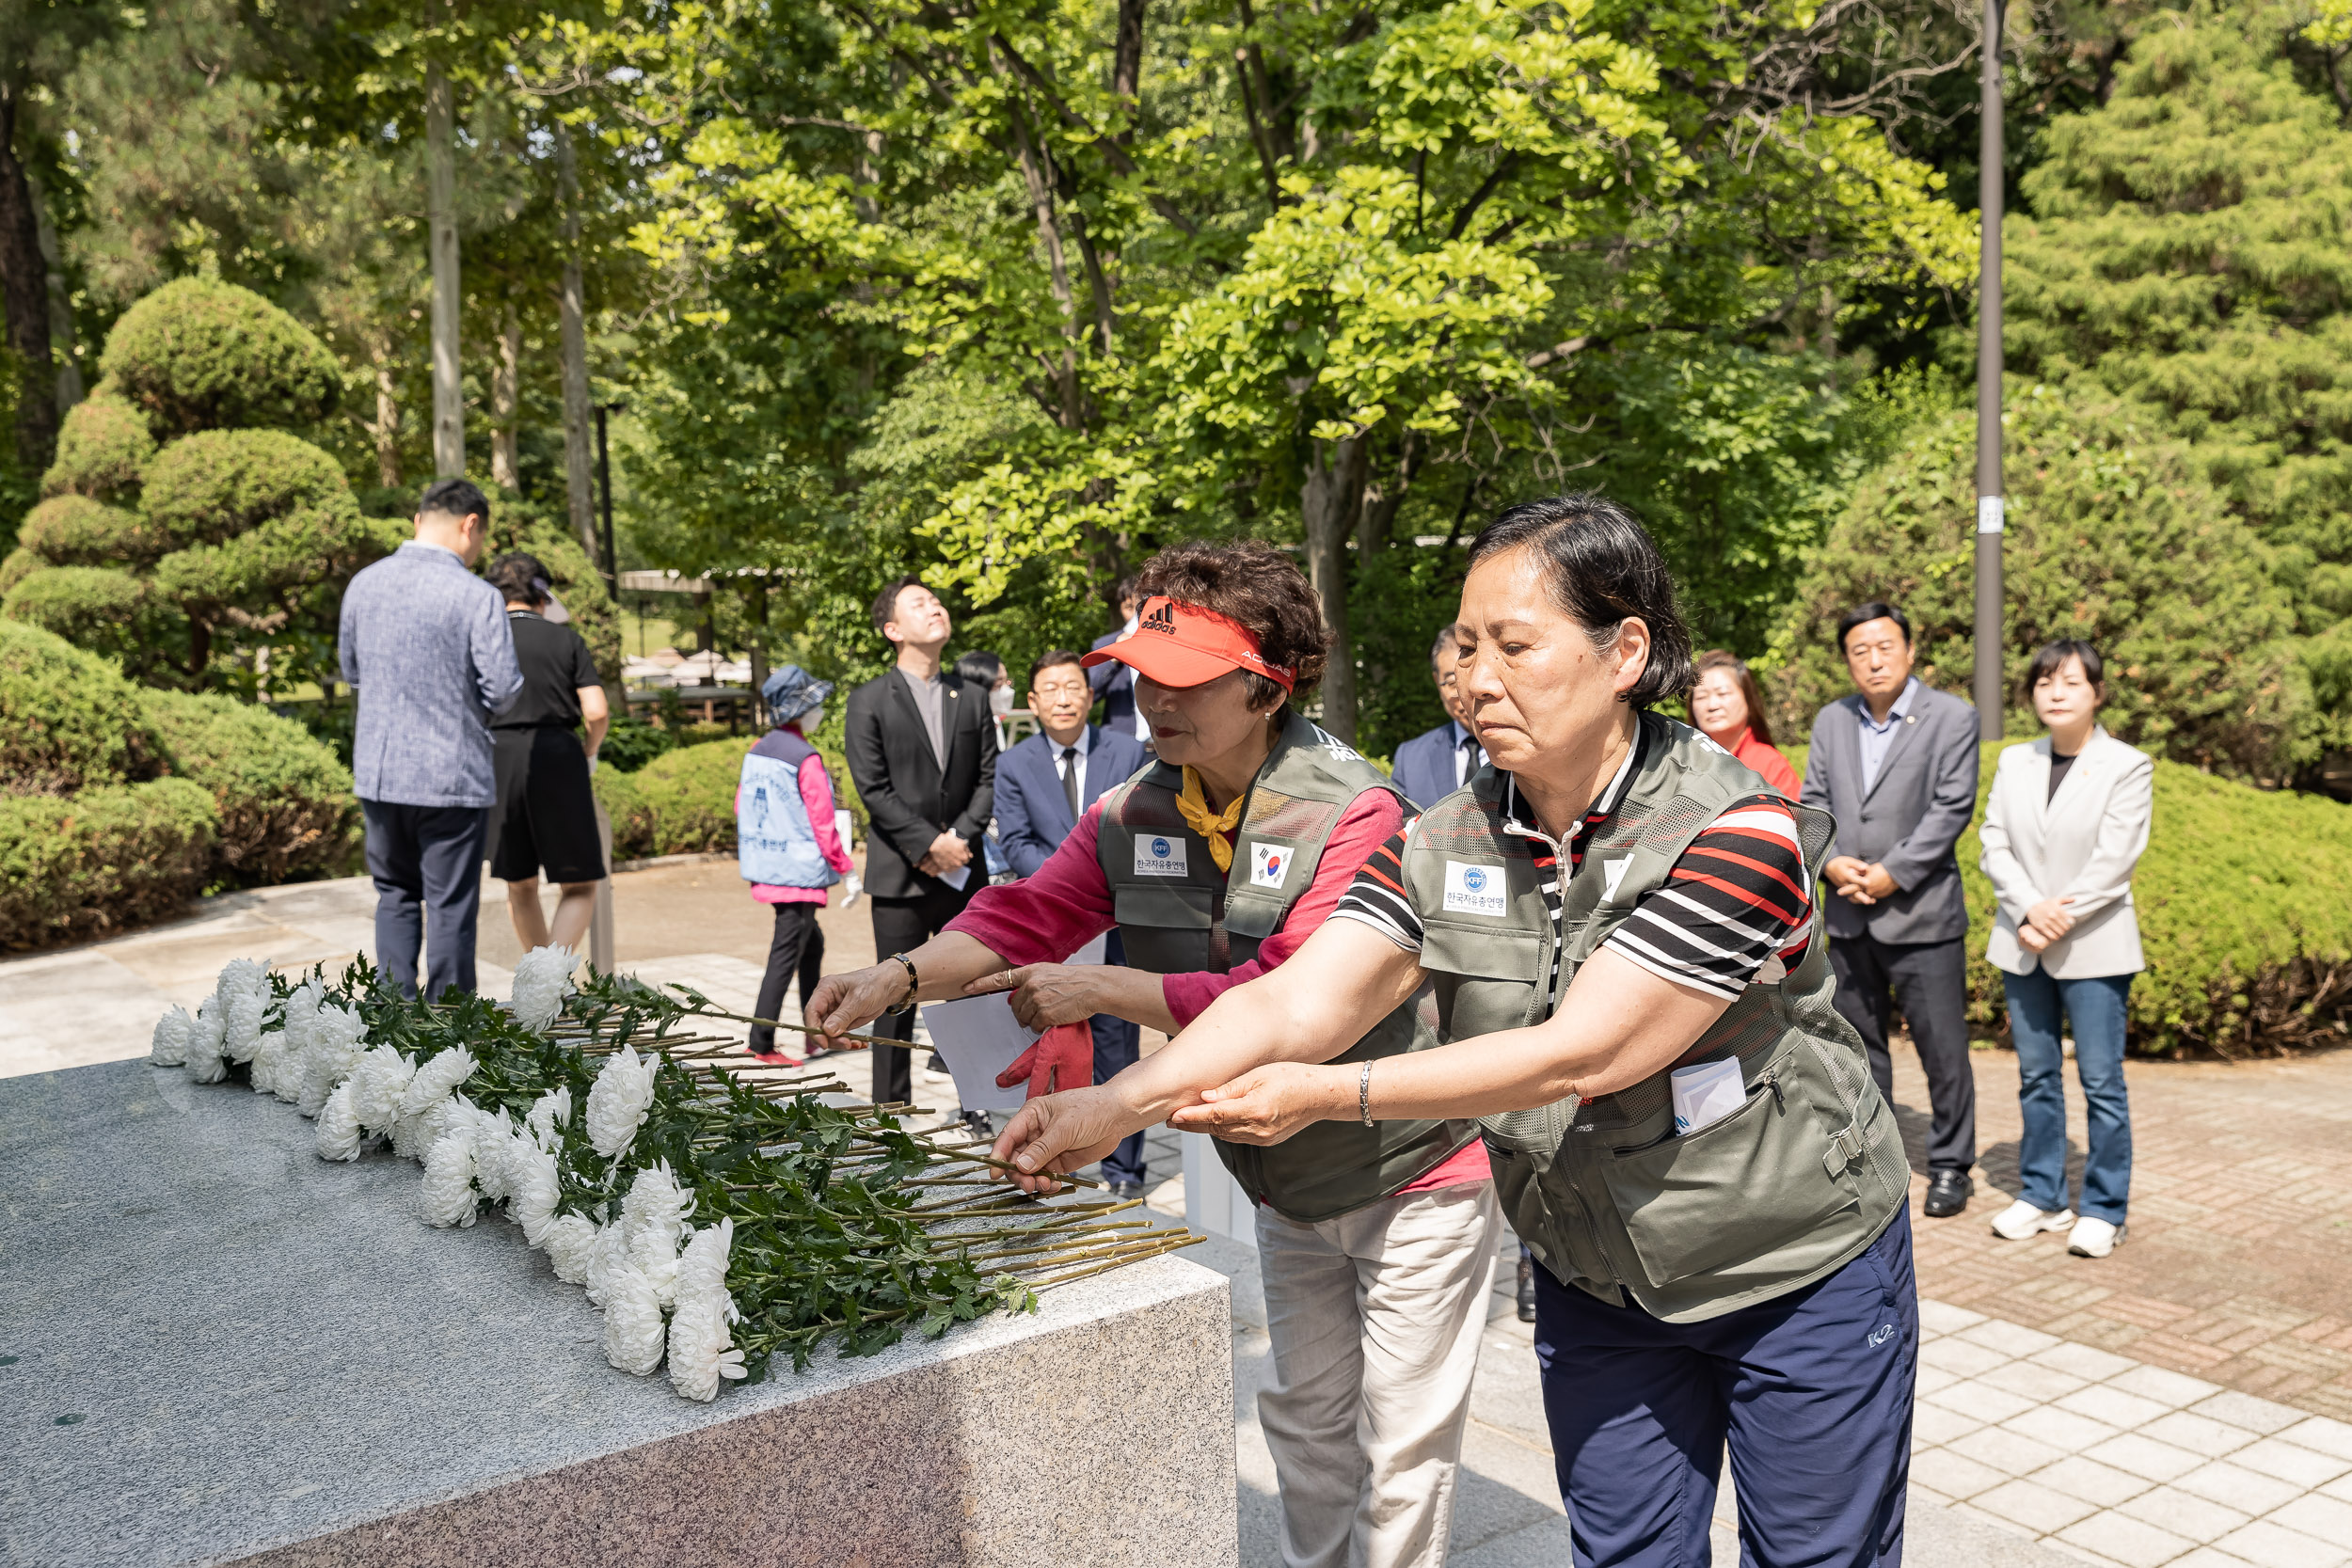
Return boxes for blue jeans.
[2003,969,2134,1224]
[1534,1211,1915,1567]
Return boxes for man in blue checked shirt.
[338,477,522,1000]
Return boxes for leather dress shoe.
[1516,1255,1537,1323]
[1923,1170,1973,1218]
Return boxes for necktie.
[1060,745,1081,817]
[1460,732,1483,787]
[1175,767,1248,872]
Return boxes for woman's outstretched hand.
[963,964,1102,1028]
[991,1086,1136,1194]
[803,963,907,1045]
[1166,1063,1341,1146]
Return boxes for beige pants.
[1255,1178,1504,1568]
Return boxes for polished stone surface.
[0,1059,1234,1567]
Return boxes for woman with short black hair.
[484,552,609,955]
[993,494,1919,1568]
[1979,640,2153,1259]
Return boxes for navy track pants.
[1534,1207,1915,1568]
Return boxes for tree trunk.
[424,60,466,479]
[0,92,58,476]
[1301,436,1365,743]
[554,120,598,560]
[26,170,81,412]
[371,338,402,488]
[491,302,521,490]
[1004,97,1082,427]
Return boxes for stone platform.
[0,1059,1235,1568]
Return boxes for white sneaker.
[1991,1199,2075,1241]
[2069,1216,2125,1258]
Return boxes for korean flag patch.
[1249,842,1291,890]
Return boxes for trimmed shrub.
[0,778,216,949]
[2,566,190,684]
[151,499,398,617]
[0,619,165,793]
[1770,388,2301,778]
[626,736,754,857]
[97,279,341,437]
[140,429,351,549]
[17,494,170,568]
[0,546,41,600]
[594,765,655,863]
[143,688,358,884]
[40,393,155,503]
[1786,739,2352,1057]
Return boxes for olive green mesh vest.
[1399,711,1908,1322]
[1095,711,1475,1222]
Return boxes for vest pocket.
[1590,1054,1864,1290]
[1112,883,1216,929]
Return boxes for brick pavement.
[1887,1038,2352,1423]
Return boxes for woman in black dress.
[485,553,610,954]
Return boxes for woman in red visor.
[808,538,1502,1568]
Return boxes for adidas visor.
[1082,595,1296,692]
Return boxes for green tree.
[1997,3,2352,765]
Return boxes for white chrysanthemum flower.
[346,1045,415,1134]
[620,1161,694,1307]
[544,1214,599,1284]
[510,945,577,1034]
[280,979,323,1048]
[509,1135,563,1247]
[184,997,230,1084]
[584,1045,657,1160]
[582,1218,629,1307]
[400,1092,475,1164]
[315,1082,364,1161]
[600,1259,669,1376]
[524,1086,573,1148]
[249,1030,294,1097]
[216,958,271,1063]
[666,1292,747,1402]
[150,1005,193,1067]
[419,1124,481,1227]
[296,1005,367,1117]
[672,1215,735,1309]
[469,1106,518,1203]
[398,1046,478,1120]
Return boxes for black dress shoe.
[1516,1254,1537,1323]
[1923,1170,1974,1218]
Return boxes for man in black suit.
[1390,625,1482,811]
[843,577,998,1105]
[993,649,1153,1195]
[1087,577,1148,743]
[1802,600,1983,1218]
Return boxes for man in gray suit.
[1802,601,1982,1217]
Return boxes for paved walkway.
[8,863,2352,1565]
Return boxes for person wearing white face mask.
[1979,641,2153,1259]
[739,666,858,1066]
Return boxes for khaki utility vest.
[1096,712,1475,1221]
[1397,711,1908,1322]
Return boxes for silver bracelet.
[1359,1060,1375,1127]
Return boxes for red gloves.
[995,1021,1096,1101]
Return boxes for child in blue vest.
[739,666,859,1063]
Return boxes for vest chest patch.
[1600,856,1633,900]
[1442,861,1507,918]
[1248,842,1291,890]
[1134,834,1189,878]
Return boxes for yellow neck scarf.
[1176,768,1248,872]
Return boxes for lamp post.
[594,404,622,597]
[1972,0,2007,742]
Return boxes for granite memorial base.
[1,1059,1237,1568]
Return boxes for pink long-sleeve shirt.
[946,784,1492,1193]
[739,725,856,905]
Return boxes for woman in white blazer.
[1979,641,2154,1259]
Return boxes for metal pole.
[1972,0,2007,743]
[595,405,619,597]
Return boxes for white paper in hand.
[1670,1058,1747,1136]
[916,991,1037,1111]
[938,864,973,893]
